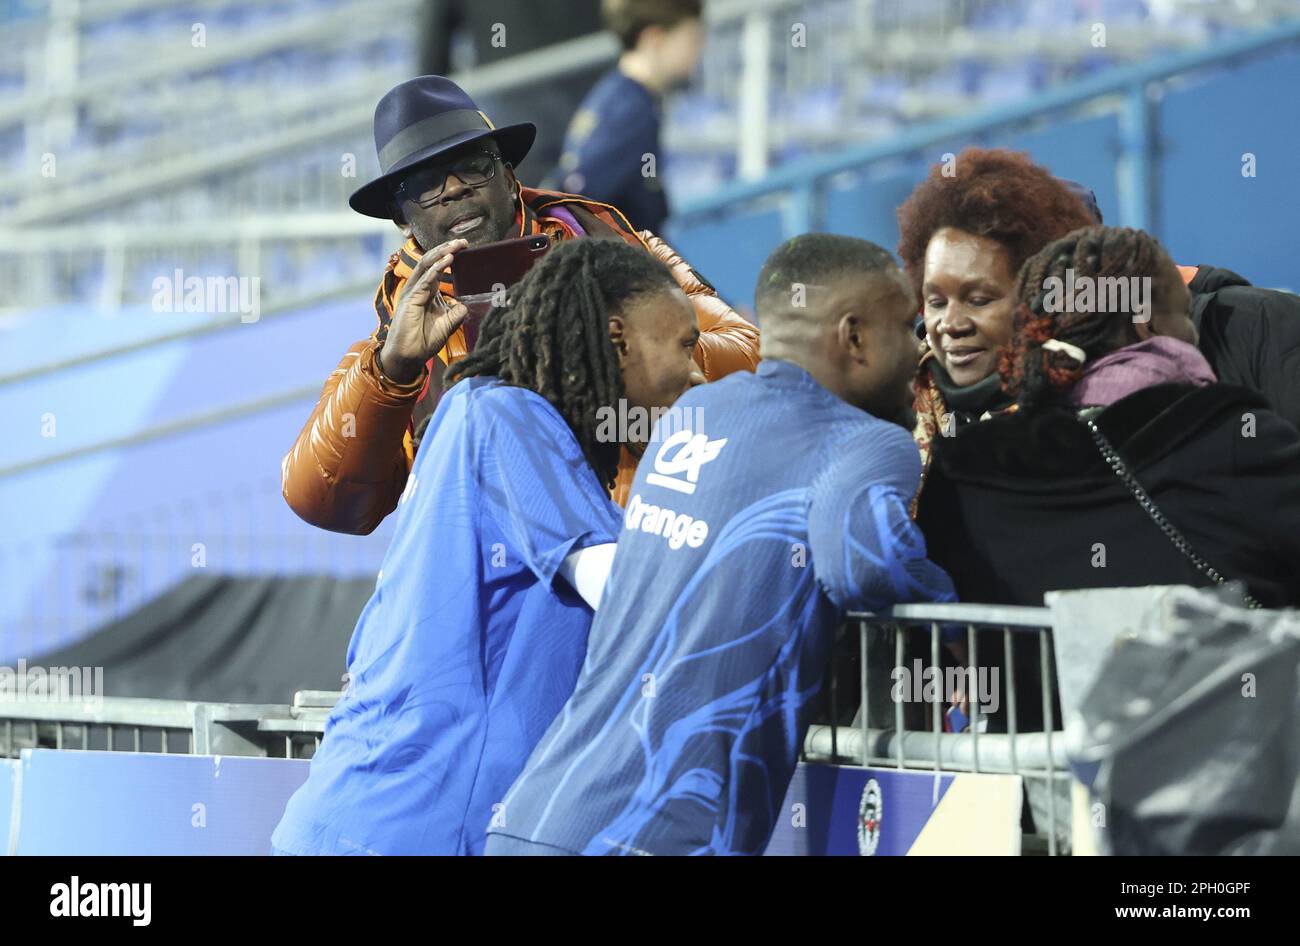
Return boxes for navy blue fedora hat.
[349,75,536,219]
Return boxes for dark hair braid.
[446,237,679,489]
[1000,225,1171,410]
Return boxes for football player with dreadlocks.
[273,238,703,856]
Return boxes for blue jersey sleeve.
[808,423,956,613]
[476,387,621,586]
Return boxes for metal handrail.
[4,29,622,225]
[834,604,1067,852]
[50,0,270,27]
[0,0,422,127]
[0,273,379,391]
[804,725,1067,774]
[1,696,193,729]
[0,695,300,757]
[852,603,1051,627]
[0,78,400,202]
[0,214,389,252]
[673,18,1300,223]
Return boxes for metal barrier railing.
[0,604,1071,852]
[810,603,1068,854]
[0,693,323,760]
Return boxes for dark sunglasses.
[396,150,503,208]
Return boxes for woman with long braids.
[919,225,1300,611]
[273,238,703,856]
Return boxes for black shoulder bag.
[1077,409,1262,610]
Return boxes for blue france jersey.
[272,378,621,856]
[489,359,955,855]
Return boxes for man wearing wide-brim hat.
[281,76,759,534]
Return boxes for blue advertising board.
[8,749,308,856]
[765,763,1023,855]
[0,759,17,855]
[3,751,1023,856]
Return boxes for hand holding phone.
[379,237,470,384]
[451,234,551,350]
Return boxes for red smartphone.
[451,234,551,349]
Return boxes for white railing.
[0,213,390,312]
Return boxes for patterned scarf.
[911,348,1018,515]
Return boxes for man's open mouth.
[448,213,485,236]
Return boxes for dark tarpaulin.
[1070,598,1300,855]
[33,574,373,704]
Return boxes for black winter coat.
[1191,265,1300,434]
[918,382,1300,610]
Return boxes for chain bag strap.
[1077,410,1262,610]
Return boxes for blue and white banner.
[0,759,17,856]
[7,749,308,856]
[3,751,1023,856]
[765,763,1023,855]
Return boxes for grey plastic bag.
[1069,595,1300,855]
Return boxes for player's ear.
[837,312,869,364]
[608,315,629,367]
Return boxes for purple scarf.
[1068,336,1216,407]
[539,205,586,237]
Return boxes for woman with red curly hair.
[895,147,1098,496]
[917,225,1300,610]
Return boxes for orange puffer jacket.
[281,187,760,535]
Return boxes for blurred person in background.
[272,239,703,856]
[485,235,954,857]
[919,225,1300,610]
[556,0,706,233]
[895,147,1098,500]
[417,0,605,185]
[281,75,758,536]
